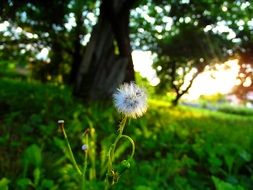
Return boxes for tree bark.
[74,0,136,101]
[69,7,83,84]
[48,35,63,78]
[69,36,82,84]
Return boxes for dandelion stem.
[108,117,127,168]
[105,116,136,189]
[59,121,82,176]
[120,135,135,159]
[82,135,89,190]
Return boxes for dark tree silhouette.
[74,0,137,101]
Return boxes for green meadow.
[0,78,252,190]
[1,1,253,189]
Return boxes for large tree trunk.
[47,35,63,80]
[69,6,83,84]
[69,35,82,84]
[74,0,136,101]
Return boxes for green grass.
[0,78,253,190]
[217,105,253,116]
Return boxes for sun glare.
[186,59,239,100]
[132,50,160,86]
[132,51,240,100]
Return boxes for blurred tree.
[221,1,253,101]
[73,0,138,100]
[0,0,95,83]
[1,0,138,101]
[1,0,253,103]
[0,0,69,81]
[233,42,253,100]
[131,0,231,105]
[67,0,97,84]
[154,23,227,105]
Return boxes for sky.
[132,50,160,86]
[186,59,239,100]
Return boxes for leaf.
[135,185,153,190]
[17,178,33,189]
[0,178,10,190]
[41,179,54,189]
[33,168,41,187]
[212,176,245,190]
[239,150,251,162]
[22,144,42,168]
[224,155,235,174]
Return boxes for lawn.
[0,78,253,190]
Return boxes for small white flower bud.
[58,120,64,124]
[82,144,88,151]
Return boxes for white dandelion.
[113,82,147,118]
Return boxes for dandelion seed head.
[113,82,147,118]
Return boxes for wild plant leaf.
[0,178,10,190]
[22,144,42,168]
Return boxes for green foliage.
[135,72,155,97]
[212,176,245,190]
[0,78,253,189]
[199,93,226,104]
[152,22,228,104]
[22,144,42,169]
[130,0,252,104]
[0,0,99,83]
[0,178,10,190]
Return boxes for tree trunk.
[171,93,182,106]
[74,0,136,101]
[171,62,205,106]
[69,37,82,84]
[69,8,83,84]
[48,36,63,79]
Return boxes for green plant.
[212,176,245,190]
[0,178,10,190]
[218,105,253,116]
[1,78,253,189]
[58,83,147,189]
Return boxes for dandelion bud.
[117,160,131,175]
[81,144,88,151]
[58,120,64,124]
[113,82,147,118]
